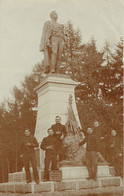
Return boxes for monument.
[34,11,111,180]
[34,73,111,180]
[34,73,83,168]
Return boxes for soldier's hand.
[25,143,31,146]
[47,42,51,47]
[20,155,24,158]
[56,131,61,135]
[60,134,64,140]
[46,145,54,150]
[46,40,51,47]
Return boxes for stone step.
[9,170,44,182]
[9,165,112,182]
[0,177,122,194]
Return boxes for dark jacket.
[40,135,60,155]
[20,135,39,155]
[94,127,104,138]
[79,133,99,152]
[108,136,120,154]
[51,123,66,140]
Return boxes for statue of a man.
[39,11,66,73]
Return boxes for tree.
[0,62,44,172]
[76,38,104,102]
[60,21,83,77]
[100,38,123,104]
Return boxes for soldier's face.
[87,128,93,134]
[111,130,116,136]
[48,129,53,136]
[55,117,61,124]
[94,121,99,127]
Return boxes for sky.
[0,0,123,103]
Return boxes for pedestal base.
[60,165,111,180]
[9,165,111,182]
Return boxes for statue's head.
[50,11,58,20]
[62,134,78,148]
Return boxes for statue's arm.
[39,21,52,52]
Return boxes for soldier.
[79,128,99,181]
[51,116,66,161]
[40,128,60,181]
[93,121,107,159]
[107,130,120,165]
[20,129,39,184]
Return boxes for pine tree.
[60,21,83,77]
[100,38,123,103]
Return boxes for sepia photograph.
[0,0,123,195]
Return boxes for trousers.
[23,153,39,182]
[86,151,98,178]
[51,36,65,71]
[44,153,57,180]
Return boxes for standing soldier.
[20,129,39,184]
[51,116,66,161]
[79,128,99,181]
[93,121,107,159]
[107,130,120,165]
[40,128,60,181]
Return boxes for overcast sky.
[0,0,123,103]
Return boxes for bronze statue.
[39,11,66,73]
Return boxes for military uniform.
[20,135,39,183]
[107,135,120,164]
[94,127,107,159]
[51,123,66,161]
[40,135,60,181]
[79,134,99,179]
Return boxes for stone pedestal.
[34,73,81,168]
[60,165,111,180]
[9,165,111,182]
